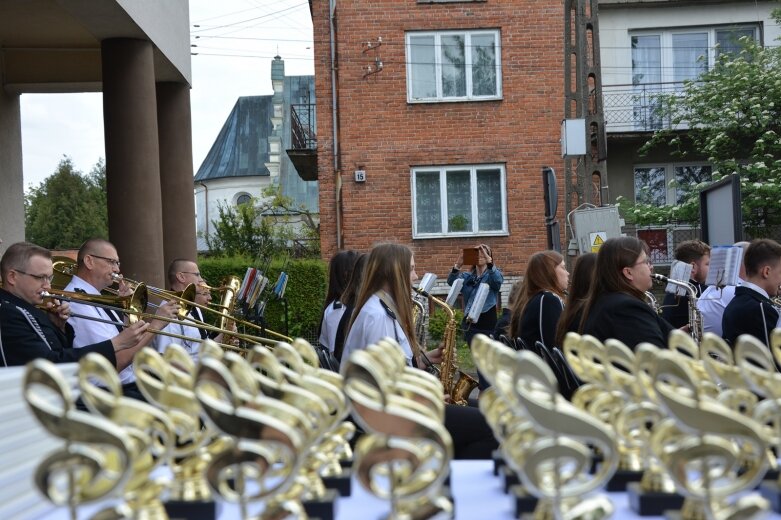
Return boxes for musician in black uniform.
[555,252,597,347]
[661,240,711,328]
[580,236,674,349]
[722,238,781,347]
[508,250,569,349]
[0,242,150,367]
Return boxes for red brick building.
[310,0,565,295]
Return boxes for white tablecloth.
[34,460,781,519]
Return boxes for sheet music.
[705,245,743,287]
[467,283,490,323]
[417,273,437,294]
[446,279,463,307]
[666,260,693,296]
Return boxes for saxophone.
[412,295,429,352]
[425,291,478,406]
[652,273,703,344]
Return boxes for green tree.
[25,157,108,248]
[204,186,319,259]
[619,8,781,231]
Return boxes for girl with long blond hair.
[342,243,498,459]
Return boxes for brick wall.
[312,0,566,280]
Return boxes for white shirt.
[697,278,744,338]
[154,303,203,364]
[65,274,135,385]
[319,300,347,353]
[342,294,413,365]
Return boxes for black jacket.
[0,289,116,367]
[661,280,707,329]
[722,285,779,347]
[583,291,674,350]
[516,291,564,348]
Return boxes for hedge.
[198,255,327,340]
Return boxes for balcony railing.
[603,83,690,133]
[290,103,317,150]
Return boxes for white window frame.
[633,162,712,206]
[405,29,502,103]
[411,163,508,239]
[631,24,760,87]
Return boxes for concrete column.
[157,81,197,269]
[0,80,24,256]
[101,38,164,288]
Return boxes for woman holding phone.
[447,244,503,389]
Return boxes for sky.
[19,0,315,190]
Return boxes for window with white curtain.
[406,30,502,102]
[412,164,507,237]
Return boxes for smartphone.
[463,247,479,265]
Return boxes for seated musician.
[555,252,597,347]
[155,258,231,362]
[0,242,150,367]
[508,251,569,350]
[579,236,674,350]
[343,243,498,459]
[319,250,359,353]
[722,238,781,348]
[697,241,748,337]
[65,238,178,400]
[661,240,711,328]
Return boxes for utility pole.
[564,0,608,215]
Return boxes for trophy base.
[759,480,781,512]
[164,500,218,520]
[339,458,352,469]
[605,469,643,492]
[501,465,519,494]
[511,484,538,516]
[627,482,684,516]
[303,489,339,520]
[492,449,505,476]
[322,469,352,497]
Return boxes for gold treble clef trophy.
[342,338,454,519]
[77,352,176,519]
[650,345,770,520]
[737,331,781,512]
[133,344,225,520]
[473,334,617,520]
[23,360,133,520]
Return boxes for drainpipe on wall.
[198,182,209,243]
[329,0,343,250]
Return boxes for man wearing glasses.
[0,241,151,367]
[64,238,178,400]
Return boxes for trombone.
[42,288,280,347]
[51,258,292,343]
[116,274,292,343]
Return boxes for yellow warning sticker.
[590,232,607,252]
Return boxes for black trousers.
[444,401,498,460]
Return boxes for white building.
[599,0,780,260]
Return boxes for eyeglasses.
[89,254,121,268]
[13,269,54,284]
[632,257,652,267]
[180,271,202,278]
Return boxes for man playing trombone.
[156,258,233,362]
[65,238,179,400]
[0,242,151,367]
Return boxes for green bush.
[428,307,465,344]
[198,255,327,339]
